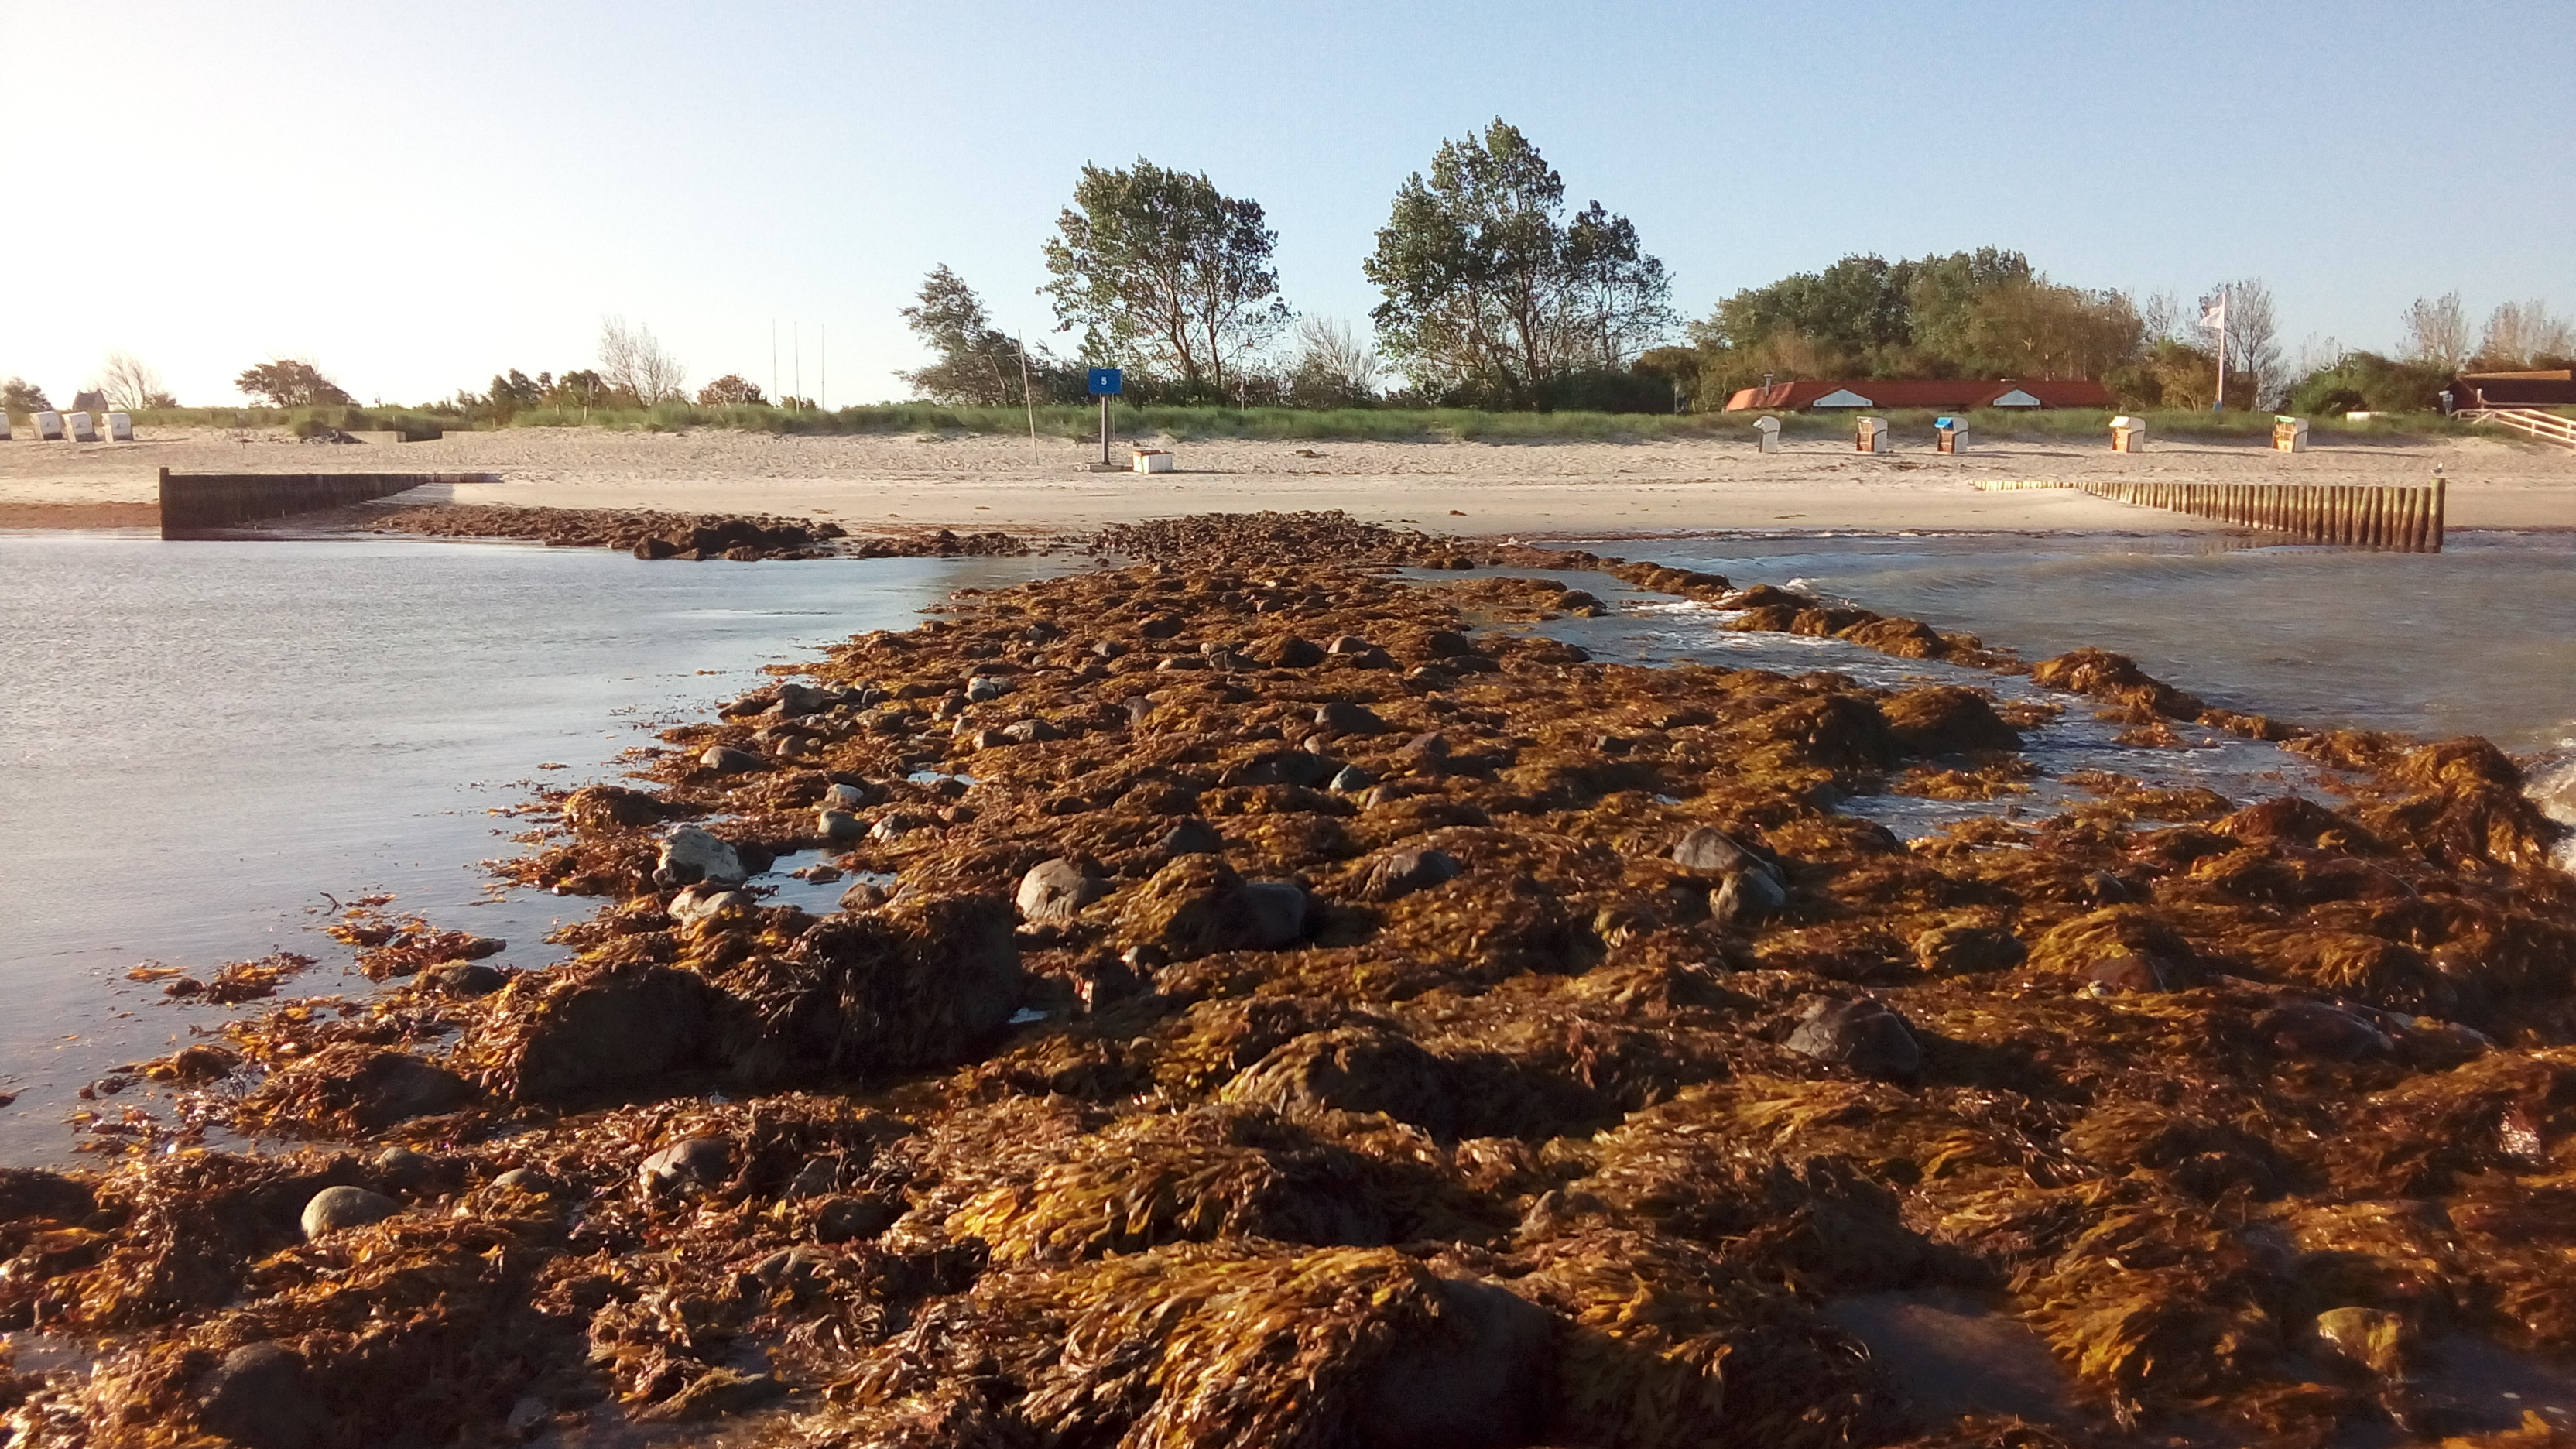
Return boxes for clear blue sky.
[5,0,2568,406]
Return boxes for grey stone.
[1354,848,1460,902]
[821,781,870,810]
[1016,858,1105,923]
[965,675,1013,701]
[420,961,504,996]
[1002,718,1060,743]
[489,1167,557,1197]
[838,879,890,912]
[1325,635,1375,655]
[817,808,865,844]
[1786,999,1920,1078]
[301,1184,397,1239]
[1160,818,1224,856]
[868,814,910,844]
[699,744,762,774]
[640,1137,731,1198]
[771,681,827,716]
[1328,765,1374,793]
[1240,880,1309,948]
[1091,639,1130,659]
[814,1194,901,1244]
[197,1342,324,1449]
[1269,637,1325,667]
[659,825,746,887]
[1672,826,1777,881]
[1708,867,1787,928]
[1313,701,1386,735]
[1420,629,1474,659]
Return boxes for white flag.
[2201,299,2227,332]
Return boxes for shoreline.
[2,512,2571,1445]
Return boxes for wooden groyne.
[158,469,494,538]
[1975,477,2445,552]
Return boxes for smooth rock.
[669,886,752,923]
[1672,826,1776,880]
[1002,718,1060,743]
[821,782,869,810]
[659,825,747,887]
[1241,880,1310,947]
[2084,952,2174,993]
[838,879,890,911]
[490,1167,557,1197]
[420,961,505,996]
[1354,848,1460,902]
[301,1184,398,1239]
[1328,764,1374,793]
[1159,818,1224,856]
[1091,639,1130,659]
[197,1342,324,1449]
[1420,629,1474,659]
[641,1137,731,1198]
[1786,999,1920,1078]
[1139,615,1184,639]
[1123,695,1156,726]
[817,808,865,844]
[965,676,1013,701]
[1016,858,1106,923]
[1325,635,1375,655]
[1313,701,1385,735]
[1270,637,1325,667]
[868,814,911,844]
[771,681,827,716]
[1709,866,1788,928]
[699,745,762,774]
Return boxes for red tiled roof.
[1722,379,2115,411]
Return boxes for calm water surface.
[0,533,1063,1163]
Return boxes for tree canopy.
[235,358,351,408]
[1365,120,1673,407]
[899,266,1081,406]
[1043,160,1290,400]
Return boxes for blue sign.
[1088,368,1123,397]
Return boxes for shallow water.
[1584,529,2576,757]
[0,533,1063,1163]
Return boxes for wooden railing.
[2461,407,2576,450]
[1976,477,2444,552]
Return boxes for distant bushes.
[2285,352,2452,416]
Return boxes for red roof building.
[1722,379,2116,411]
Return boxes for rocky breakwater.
[365,503,1046,563]
[5,513,2576,1449]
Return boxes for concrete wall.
[157,470,485,537]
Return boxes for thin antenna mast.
[771,320,778,409]
[793,321,802,410]
[820,324,827,412]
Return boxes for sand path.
[2,426,2570,536]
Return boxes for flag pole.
[2213,285,2229,413]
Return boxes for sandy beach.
[3,425,2572,536]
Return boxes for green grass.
[128,405,467,440]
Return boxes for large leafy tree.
[1365,120,1673,407]
[235,358,351,407]
[900,265,1079,406]
[1043,160,1290,400]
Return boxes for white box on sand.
[1133,449,1175,474]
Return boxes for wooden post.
[2432,474,2446,552]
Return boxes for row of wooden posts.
[2082,477,2446,552]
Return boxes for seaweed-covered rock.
[196,1341,325,1449]
[1882,685,2021,755]
[248,1045,474,1132]
[1912,924,2026,975]
[1671,826,1776,879]
[718,893,1023,1080]
[562,783,666,833]
[482,961,718,1101]
[1785,999,1920,1078]
[639,1137,731,1199]
[1351,847,1459,902]
[1221,1026,1456,1138]
[1709,868,1787,928]
[1120,855,1307,958]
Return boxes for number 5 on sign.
[1088,368,1122,396]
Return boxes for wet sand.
[4,426,2571,536]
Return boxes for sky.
[2,0,2570,407]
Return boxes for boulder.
[1016,858,1107,923]
[1708,866,1787,928]
[1420,629,1474,659]
[1671,825,1779,881]
[817,808,865,844]
[197,1342,325,1449]
[725,893,1023,1077]
[1002,718,1061,743]
[1159,818,1225,857]
[640,1137,732,1199]
[1353,848,1461,902]
[1329,765,1374,793]
[1120,855,1308,959]
[966,676,1014,702]
[261,1046,474,1131]
[821,781,871,810]
[1221,1026,1457,1138]
[1786,998,1920,1078]
[1355,1276,1553,1449]
[1314,701,1386,735]
[1882,685,2023,755]
[1913,924,2026,975]
[814,1194,903,1244]
[771,681,828,717]
[1325,635,1375,656]
[2085,952,2174,993]
[562,784,666,833]
[1269,637,1326,668]
[699,745,762,774]
[496,961,718,1101]
[658,825,747,887]
[300,1184,398,1239]
[420,960,505,996]
[838,879,890,911]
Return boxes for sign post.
[1088,368,1123,469]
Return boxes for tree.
[2474,300,2576,370]
[697,374,766,406]
[1366,121,1674,406]
[4,378,54,414]
[1283,316,1382,408]
[1043,159,1290,399]
[98,351,176,410]
[235,358,351,407]
[598,317,687,405]
[2400,293,2471,371]
[1951,279,2142,381]
[899,265,1075,406]
[2201,279,2283,408]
